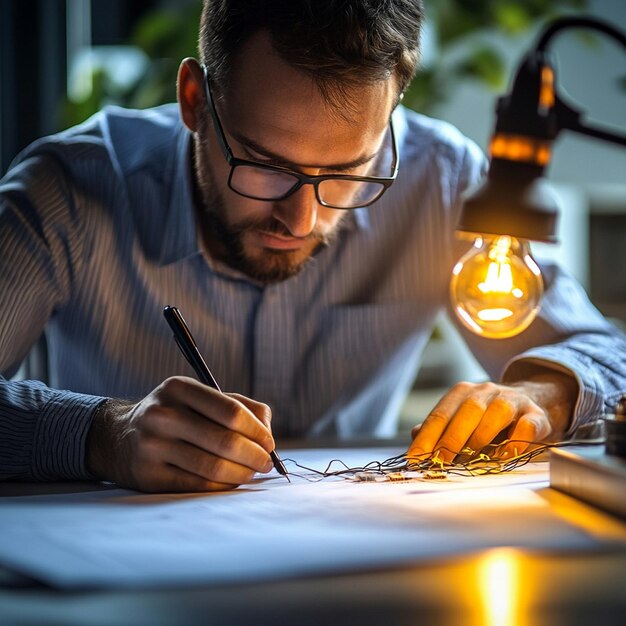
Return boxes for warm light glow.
[456,306,483,333]
[539,65,555,110]
[478,308,513,322]
[524,254,542,276]
[450,235,544,339]
[489,133,551,166]
[479,549,520,626]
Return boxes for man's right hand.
[86,376,275,492]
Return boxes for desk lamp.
[456,15,626,519]
[451,16,626,339]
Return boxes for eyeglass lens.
[229,165,386,208]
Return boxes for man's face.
[192,31,397,283]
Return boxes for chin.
[242,247,313,284]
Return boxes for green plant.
[63,2,202,126]
[404,0,587,112]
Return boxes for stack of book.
[550,445,626,519]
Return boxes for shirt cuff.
[31,391,108,481]
[501,347,605,437]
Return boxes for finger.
[143,404,273,474]
[407,411,449,460]
[157,377,273,450]
[137,461,238,493]
[408,383,478,459]
[465,397,517,455]
[120,435,240,493]
[500,410,551,459]
[227,393,273,431]
[162,438,266,486]
[410,423,423,439]
[435,397,488,463]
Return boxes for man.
[1,0,624,492]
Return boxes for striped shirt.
[1,104,625,481]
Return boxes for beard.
[192,123,343,284]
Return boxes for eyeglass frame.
[201,65,400,210]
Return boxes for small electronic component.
[352,471,410,482]
[422,470,448,480]
[353,472,385,482]
[385,472,409,482]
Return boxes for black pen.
[163,305,290,482]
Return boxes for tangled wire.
[282,438,602,482]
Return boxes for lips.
[254,230,309,250]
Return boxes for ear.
[177,57,205,132]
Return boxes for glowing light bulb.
[450,235,543,339]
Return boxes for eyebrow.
[230,131,380,172]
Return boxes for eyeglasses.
[201,66,399,210]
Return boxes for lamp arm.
[554,97,626,148]
[533,16,626,148]
[458,15,626,245]
[536,15,626,53]
[565,118,626,148]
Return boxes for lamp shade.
[458,159,559,243]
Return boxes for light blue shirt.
[1,104,625,480]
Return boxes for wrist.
[85,398,135,482]
[509,370,579,438]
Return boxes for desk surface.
[2,548,626,626]
[1,442,626,626]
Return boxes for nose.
[273,183,318,238]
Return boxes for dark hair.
[199,0,423,107]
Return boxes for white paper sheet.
[0,447,609,589]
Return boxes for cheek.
[202,154,272,225]
[318,206,346,231]
[225,193,276,227]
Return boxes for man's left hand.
[408,372,578,462]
